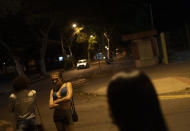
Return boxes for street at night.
[1,58,190,130]
[1,0,190,131]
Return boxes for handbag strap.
[71,97,76,112]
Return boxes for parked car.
[76,59,89,70]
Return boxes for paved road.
[2,58,190,130]
[1,79,190,131]
[160,95,190,131]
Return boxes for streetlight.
[105,46,109,50]
[72,23,84,35]
[90,35,93,38]
[72,23,77,28]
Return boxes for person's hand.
[49,102,59,109]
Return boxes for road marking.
[159,94,190,100]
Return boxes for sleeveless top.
[53,86,67,100]
[52,85,72,121]
[9,89,36,121]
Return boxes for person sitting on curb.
[107,70,168,131]
[9,75,37,131]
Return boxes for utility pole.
[185,22,190,49]
[60,35,65,57]
[149,0,154,29]
[104,32,110,60]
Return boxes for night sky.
[62,0,190,32]
[1,0,190,34]
[1,0,190,66]
[152,0,190,31]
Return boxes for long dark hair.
[107,70,168,131]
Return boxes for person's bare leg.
[65,124,74,131]
[55,121,65,131]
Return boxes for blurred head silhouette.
[107,70,168,131]
[12,75,30,92]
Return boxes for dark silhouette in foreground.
[107,70,168,131]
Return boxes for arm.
[49,89,59,109]
[53,82,73,104]
[8,94,16,113]
[56,83,66,98]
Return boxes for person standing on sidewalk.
[9,75,37,131]
[49,73,74,131]
[107,70,168,131]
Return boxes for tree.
[59,27,76,68]
[76,32,87,43]
[24,7,56,75]
[0,0,25,75]
[88,35,98,62]
[0,0,56,75]
[0,10,39,75]
[73,24,98,63]
[0,0,21,17]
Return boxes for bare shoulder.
[66,82,72,86]
[9,93,16,99]
[66,82,72,90]
[50,89,54,94]
[28,90,36,97]
[61,83,66,88]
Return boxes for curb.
[80,76,190,97]
[80,88,190,97]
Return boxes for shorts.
[53,109,73,125]
[16,118,36,131]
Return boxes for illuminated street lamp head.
[72,23,77,28]
[105,46,109,50]
[90,35,93,38]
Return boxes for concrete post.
[160,32,168,64]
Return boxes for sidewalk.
[80,60,190,96]
[2,58,190,96]
[82,76,190,96]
